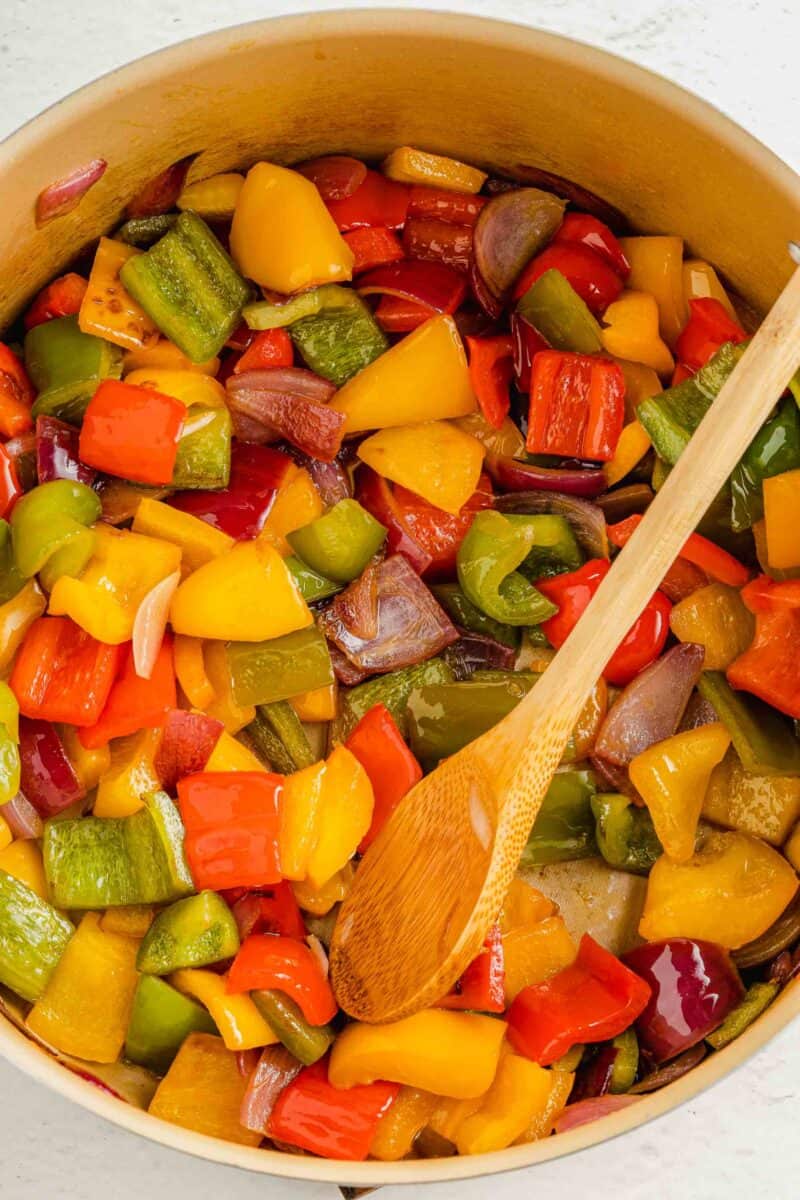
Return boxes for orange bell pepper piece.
[149,1032,262,1144]
[78,636,176,749]
[601,291,674,376]
[78,238,160,351]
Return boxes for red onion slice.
[555,1094,640,1134]
[240,1045,302,1134]
[487,454,607,498]
[2,792,43,839]
[496,489,608,559]
[36,159,107,226]
[226,368,343,462]
[125,155,195,219]
[472,187,566,312]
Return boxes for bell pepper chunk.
[18,717,81,817]
[325,168,410,231]
[629,724,730,861]
[177,172,245,219]
[527,350,626,463]
[670,582,754,670]
[502,915,577,1004]
[101,904,154,938]
[233,328,294,373]
[94,727,162,818]
[227,933,337,1026]
[11,479,101,580]
[202,641,256,734]
[370,1086,438,1161]
[292,864,354,916]
[25,273,88,330]
[554,212,630,277]
[174,634,215,709]
[592,794,663,876]
[516,269,603,355]
[149,1032,262,1143]
[78,238,160,351]
[177,770,283,891]
[731,397,800,532]
[170,539,311,642]
[357,421,485,516]
[304,745,374,889]
[329,315,476,434]
[133,497,233,572]
[466,334,514,429]
[0,343,35,438]
[10,616,121,726]
[457,511,558,626]
[226,626,333,709]
[230,162,353,292]
[344,226,404,274]
[279,760,326,881]
[618,236,688,347]
[137,890,240,975]
[79,378,185,485]
[703,750,800,846]
[204,728,265,774]
[26,913,139,1062]
[25,314,124,425]
[675,297,747,372]
[763,468,800,569]
[601,291,674,376]
[382,147,487,193]
[507,934,651,1066]
[514,243,624,315]
[287,499,387,584]
[456,1055,558,1155]
[345,703,423,851]
[78,636,176,749]
[329,1009,506,1098]
[247,702,315,775]
[125,974,217,1073]
[682,259,737,318]
[0,868,73,1001]
[439,923,505,1013]
[0,841,48,899]
[169,969,277,1051]
[258,463,323,555]
[727,605,800,719]
[289,682,338,723]
[268,1059,398,1161]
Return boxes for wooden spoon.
[330,264,800,1023]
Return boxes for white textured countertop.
[2,1,799,1197]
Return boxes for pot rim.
[1,8,798,1186]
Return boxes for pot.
[0,9,798,1188]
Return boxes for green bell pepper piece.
[638,341,746,465]
[0,869,74,1002]
[333,657,455,743]
[730,398,800,531]
[520,768,597,867]
[227,626,334,708]
[516,269,604,353]
[38,526,97,592]
[591,793,663,875]
[248,701,317,774]
[290,295,388,387]
[457,511,558,626]
[0,521,25,606]
[251,989,335,1067]
[136,890,240,975]
[697,671,800,776]
[285,555,341,603]
[287,500,387,584]
[120,212,251,362]
[705,981,778,1050]
[25,315,123,425]
[10,480,101,579]
[171,404,232,490]
[508,514,583,581]
[244,283,346,330]
[116,213,178,247]
[406,673,538,765]
[125,974,217,1074]
[431,583,520,650]
[609,1028,639,1093]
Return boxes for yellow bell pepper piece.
[785,821,800,872]
[670,582,755,670]
[259,465,323,556]
[201,641,255,734]
[305,746,373,889]
[27,913,139,1062]
[292,862,354,916]
[617,359,663,417]
[280,760,326,880]
[170,539,311,642]
[289,682,338,723]
[123,338,219,377]
[94,727,162,818]
[639,830,798,948]
[428,1094,484,1141]
[170,968,278,1051]
[513,1067,574,1143]
[454,411,526,460]
[752,519,800,583]
[618,236,688,347]
[133,497,233,573]
[382,147,487,193]
[205,728,265,773]
[0,814,12,852]
[358,421,485,515]
[456,1055,557,1155]
[629,723,731,862]
[124,367,227,412]
[149,1032,262,1145]
[0,840,47,899]
[100,905,155,938]
[502,917,577,1003]
[330,315,477,434]
[601,292,674,376]
[59,725,110,792]
[683,259,737,320]
[0,580,46,676]
[500,877,555,930]
[703,750,800,846]
[78,238,159,352]
[763,469,800,569]
[178,172,245,220]
[230,161,353,292]
[604,420,652,488]
[370,1086,439,1161]
[328,1010,506,1098]
[174,634,216,710]
[49,524,182,645]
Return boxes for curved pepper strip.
[507,934,651,1065]
[457,511,557,626]
[226,933,337,1026]
[10,480,101,580]
[345,702,423,851]
[608,513,749,588]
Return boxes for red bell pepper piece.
[402,219,473,273]
[268,1059,398,1160]
[527,350,625,463]
[0,344,35,439]
[656,556,708,604]
[10,616,122,726]
[233,329,293,374]
[154,709,224,793]
[671,362,695,386]
[343,226,404,274]
[24,273,89,330]
[675,298,747,373]
[407,186,486,226]
[227,933,337,1025]
[608,513,750,588]
[297,155,367,202]
[170,443,294,539]
[79,379,185,485]
[18,717,85,816]
[439,923,505,1013]
[510,312,549,392]
[727,606,800,718]
[345,703,423,851]
[0,445,23,519]
[514,242,625,314]
[553,212,630,279]
[466,334,514,429]
[537,559,671,686]
[507,934,651,1065]
[741,574,800,614]
[125,155,194,218]
[326,170,410,231]
[78,635,176,749]
[357,260,467,315]
[177,771,283,891]
[374,295,435,333]
[230,882,306,941]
